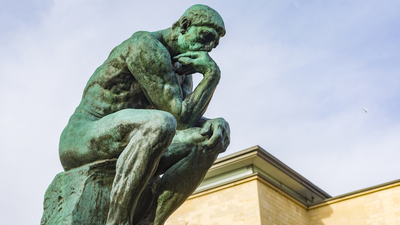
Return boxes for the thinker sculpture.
[45,4,230,225]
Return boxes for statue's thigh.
[90,109,176,157]
[60,109,176,170]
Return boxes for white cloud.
[1,0,400,223]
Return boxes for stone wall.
[308,182,400,225]
[257,179,309,225]
[167,174,400,225]
[166,177,261,225]
[166,175,311,225]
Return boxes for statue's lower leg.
[106,121,176,225]
[137,148,219,225]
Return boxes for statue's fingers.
[201,122,212,136]
[215,136,229,151]
[204,135,218,148]
[218,142,229,153]
[174,52,198,59]
[223,136,230,146]
[173,54,185,59]
[177,57,194,65]
[205,129,222,148]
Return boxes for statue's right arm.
[126,33,220,130]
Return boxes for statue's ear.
[180,17,191,34]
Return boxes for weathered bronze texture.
[42,4,230,225]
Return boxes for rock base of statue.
[41,159,117,225]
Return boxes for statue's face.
[177,26,220,53]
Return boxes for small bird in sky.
[363,109,368,113]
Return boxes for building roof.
[195,145,331,205]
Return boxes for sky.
[1,0,400,224]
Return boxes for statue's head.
[173,5,226,53]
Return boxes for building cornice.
[196,146,331,205]
[309,178,400,209]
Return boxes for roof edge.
[255,146,331,199]
[309,178,400,209]
[213,146,331,200]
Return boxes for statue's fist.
[200,118,230,154]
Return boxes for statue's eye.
[200,31,215,43]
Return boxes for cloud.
[1,0,400,223]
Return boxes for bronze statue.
[58,4,229,225]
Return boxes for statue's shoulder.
[107,31,167,63]
[128,31,158,45]
[130,31,155,39]
[127,31,168,54]
[122,31,172,74]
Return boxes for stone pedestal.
[41,159,117,225]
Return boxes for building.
[166,146,400,225]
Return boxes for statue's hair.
[173,4,226,37]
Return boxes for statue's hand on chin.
[174,61,196,75]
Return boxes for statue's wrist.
[204,66,220,80]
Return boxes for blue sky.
[1,0,400,224]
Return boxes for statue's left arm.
[181,73,230,153]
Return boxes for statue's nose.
[205,43,213,52]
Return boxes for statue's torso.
[70,32,174,121]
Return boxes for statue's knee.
[137,112,176,158]
[152,111,177,134]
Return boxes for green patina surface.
[42,160,116,225]
[42,4,230,225]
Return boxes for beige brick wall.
[166,178,261,225]
[257,180,309,225]
[309,184,400,225]
[166,175,400,225]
